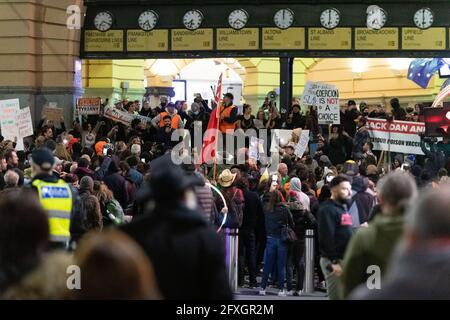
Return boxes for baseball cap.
[31,148,55,170]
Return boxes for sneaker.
[297,290,303,296]
[286,290,294,296]
[259,289,266,296]
[278,290,287,297]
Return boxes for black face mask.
[161,102,167,108]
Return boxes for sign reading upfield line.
[301,81,340,125]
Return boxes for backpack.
[218,189,244,229]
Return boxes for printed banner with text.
[77,98,101,115]
[366,118,425,155]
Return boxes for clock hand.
[422,10,425,25]
[283,10,285,20]
[328,10,331,24]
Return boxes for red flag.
[200,74,222,164]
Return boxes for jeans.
[320,257,342,300]
[286,239,306,291]
[260,236,287,290]
[238,229,257,286]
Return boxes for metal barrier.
[304,229,315,294]
[225,228,239,293]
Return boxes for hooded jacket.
[341,214,404,298]
[103,161,128,210]
[121,204,232,300]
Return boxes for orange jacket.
[219,105,236,133]
[159,112,181,129]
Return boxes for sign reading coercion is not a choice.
[301,81,340,125]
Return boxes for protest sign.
[103,106,152,126]
[295,130,310,158]
[366,118,425,155]
[0,99,20,141]
[270,130,294,153]
[301,81,340,125]
[77,98,101,115]
[45,107,64,122]
[17,107,34,138]
[249,136,265,160]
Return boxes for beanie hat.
[79,176,94,193]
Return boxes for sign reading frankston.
[301,81,340,125]
[127,30,168,51]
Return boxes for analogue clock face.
[138,10,159,31]
[320,8,341,29]
[414,8,434,29]
[183,9,203,30]
[274,8,294,29]
[228,9,249,30]
[94,11,113,32]
[366,6,387,30]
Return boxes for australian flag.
[407,58,446,89]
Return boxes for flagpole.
[213,74,223,181]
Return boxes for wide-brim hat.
[218,169,237,188]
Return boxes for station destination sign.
[262,28,305,50]
[127,30,168,52]
[401,28,446,50]
[81,1,450,58]
[171,29,214,51]
[355,28,399,50]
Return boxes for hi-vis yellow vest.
[32,179,72,243]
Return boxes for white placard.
[0,99,20,142]
[295,130,310,158]
[17,107,34,138]
[301,81,340,125]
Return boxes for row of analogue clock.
[93,6,435,33]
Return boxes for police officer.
[29,148,76,249]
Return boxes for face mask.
[161,102,167,107]
[193,110,199,115]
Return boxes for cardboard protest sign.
[301,81,340,125]
[45,107,64,122]
[367,118,425,155]
[104,106,152,126]
[77,98,101,115]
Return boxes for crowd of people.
[1,92,450,300]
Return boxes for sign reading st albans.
[308,28,351,50]
[367,118,425,155]
[216,28,259,50]
[127,30,168,51]
[171,29,213,51]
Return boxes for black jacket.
[317,199,353,260]
[241,190,264,232]
[121,204,232,300]
[291,208,317,239]
[103,162,128,210]
[263,202,294,238]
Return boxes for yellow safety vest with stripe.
[32,179,73,243]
